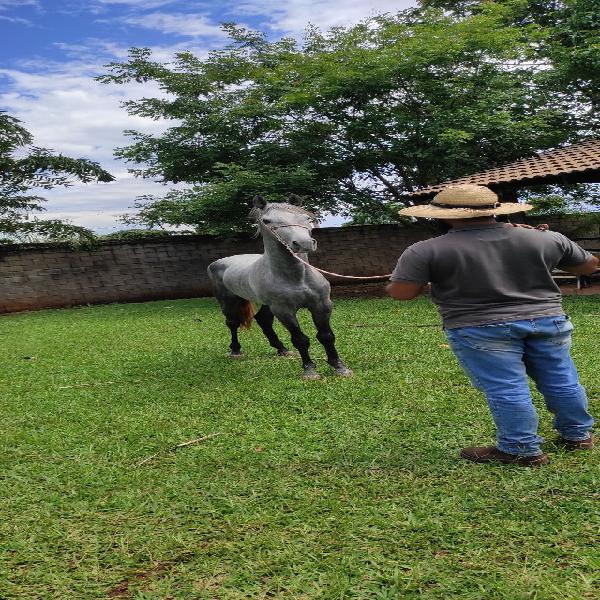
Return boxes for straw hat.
[399,184,533,219]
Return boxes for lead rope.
[263,222,394,280]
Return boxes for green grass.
[1,296,598,599]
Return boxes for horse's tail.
[239,299,255,329]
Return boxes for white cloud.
[0,0,39,23]
[93,0,177,7]
[0,0,40,9]
[0,14,34,24]
[71,0,178,16]
[41,174,178,233]
[234,0,416,34]
[52,39,130,62]
[42,211,127,233]
[0,0,417,233]
[0,66,170,162]
[0,52,179,233]
[124,12,226,38]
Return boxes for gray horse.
[207,195,352,380]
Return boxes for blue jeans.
[445,316,594,457]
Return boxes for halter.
[267,223,313,232]
[259,219,393,281]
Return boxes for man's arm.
[386,280,427,300]
[388,244,430,300]
[559,255,599,275]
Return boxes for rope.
[262,221,393,280]
[291,254,393,280]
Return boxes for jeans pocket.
[553,316,573,333]
[448,324,512,352]
[551,316,573,346]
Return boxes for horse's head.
[252,194,318,253]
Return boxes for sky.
[0,0,416,233]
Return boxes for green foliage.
[0,220,99,246]
[344,200,406,226]
[122,163,329,234]
[0,112,114,243]
[98,228,181,241]
[529,193,574,215]
[1,296,598,598]
[420,1,600,115]
[568,210,600,237]
[548,0,600,115]
[100,3,592,233]
[524,183,600,215]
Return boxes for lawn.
[1,295,598,599]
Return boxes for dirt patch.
[107,563,169,598]
[331,282,389,298]
[106,552,196,598]
[560,282,600,296]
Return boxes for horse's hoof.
[276,349,294,357]
[302,370,321,381]
[228,352,244,359]
[335,367,353,377]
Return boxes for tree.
[0,112,114,243]
[420,1,600,116]
[99,3,594,233]
[523,184,600,215]
[417,0,600,217]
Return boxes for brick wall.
[1,216,596,314]
[526,215,600,250]
[0,223,431,314]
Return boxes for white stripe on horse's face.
[261,205,317,253]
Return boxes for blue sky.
[0,0,415,232]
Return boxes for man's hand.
[511,223,549,231]
[386,280,427,300]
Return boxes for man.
[387,184,597,467]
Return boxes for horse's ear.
[288,193,304,206]
[253,195,267,209]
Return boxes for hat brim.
[398,202,534,219]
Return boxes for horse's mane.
[249,202,318,223]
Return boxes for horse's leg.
[310,302,352,377]
[271,308,320,380]
[208,262,252,358]
[226,321,242,358]
[214,293,246,358]
[254,305,290,356]
[222,297,245,358]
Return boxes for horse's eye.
[262,219,271,225]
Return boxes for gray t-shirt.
[391,223,593,328]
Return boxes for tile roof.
[407,138,600,200]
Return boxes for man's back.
[391,223,591,328]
